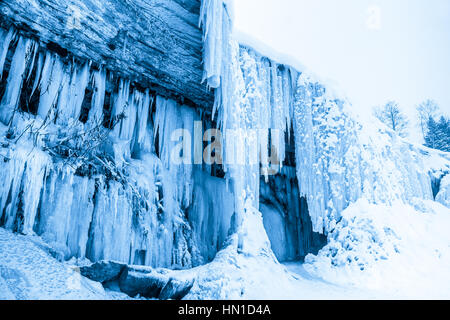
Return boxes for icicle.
[26,42,39,82]
[55,65,71,124]
[0,36,34,125]
[293,74,323,232]
[0,28,15,79]
[118,88,137,141]
[199,0,225,88]
[30,51,44,98]
[109,78,132,165]
[20,151,50,234]
[86,68,106,127]
[0,149,28,229]
[56,61,90,124]
[70,62,90,120]
[37,52,64,119]
[111,78,130,135]
[153,96,177,168]
[132,89,151,153]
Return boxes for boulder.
[119,266,195,299]
[80,261,126,283]
[118,266,170,298]
[159,277,195,300]
[80,261,195,299]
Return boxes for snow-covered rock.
[80,261,126,283]
[118,266,194,299]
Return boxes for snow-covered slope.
[0,228,108,299]
[305,199,450,298]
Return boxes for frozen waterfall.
[0,0,448,275]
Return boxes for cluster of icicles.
[0,28,151,148]
[199,0,436,233]
[0,0,439,272]
[0,26,235,268]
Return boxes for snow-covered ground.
[0,228,111,300]
[187,200,450,300]
[2,197,449,300]
[304,199,450,299]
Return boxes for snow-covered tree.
[417,99,440,139]
[373,101,409,138]
[425,116,450,152]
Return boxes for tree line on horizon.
[372,99,450,152]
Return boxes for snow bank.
[304,199,450,298]
[0,228,108,299]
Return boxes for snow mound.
[304,199,450,298]
[0,228,108,300]
[186,203,300,299]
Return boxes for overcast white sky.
[234,0,450,142]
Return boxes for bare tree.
[373,101,409,138]
[416,99,440,139]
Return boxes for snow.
[187,203,393,299]
[304,199,450,298]
[0,228,108,300]
[2,200,450,299]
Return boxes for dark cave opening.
[260,172,327,263]
[259,130,327,262]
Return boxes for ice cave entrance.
[259,140,327,262]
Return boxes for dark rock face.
[260,169,327,262]
[0,0,214,109]
[81,261,195,299]
[80,261,126,283]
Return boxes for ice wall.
[293,76,435,233]
[199,1,295,233]
[0,0,448,274]
[0,26,234,269]
[230,45,435,234]
[199,0,441,237]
